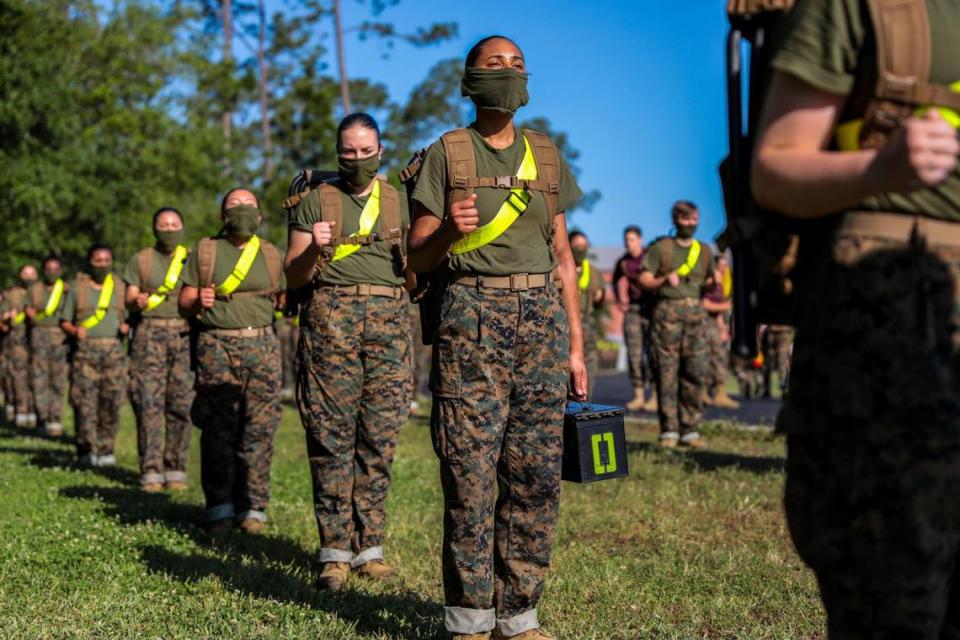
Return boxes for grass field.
[0,402,824,639]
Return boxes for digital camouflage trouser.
[780,226,960,638]
[276,317,298,394]
[431,283,568,637]
[31,326,68,425]
[70,338,126,458]
[704,313,731,391]
[623,304,647,389]
[651,298,708,439]
[129,320,194,486]
[191,330,281,523]
[296,288,411,566]
[6,325,33,414]
[762,326,794,395]
[409,304,432,400]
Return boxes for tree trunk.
[257,0,273,181]
[221,0,233,141]
[332,0,351,115]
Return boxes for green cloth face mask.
[571,247,588,265]
[461,68,530,115]
[89,265,111,283]
[338,155,380,190]
[222,205,261,239]
[20,276,37,287]
[155,229,184,253]
[676,224,698,240]
[43,270,60,285]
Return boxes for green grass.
[0,404,824,639]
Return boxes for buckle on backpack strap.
[452,176,470,189]
[510,274,530,291]
[494,176,515,189]
[547,182,560,194]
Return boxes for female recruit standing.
[408,36,586,640]
[285,113,411,591]
[179,188,284,536]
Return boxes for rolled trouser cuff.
[680,431,701,443]
[497,609,540,637]
[237,509,266,523]
[164,470,188,483]
[659,430,680,442]
[319,548,355,564]
[78,453,95,466]
[206,503,235,523]
[444,606,496,634]
[141,472,166,485]
[97,454,117,467]
[350,546,383,568]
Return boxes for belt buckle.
[510,274,529,291]
[356,283,370,297]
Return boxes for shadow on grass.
[0,430,142,486]
[140,545,444,639]
[627,440,784,475]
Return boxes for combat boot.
[142,482,164,494]
[702,390,715,407]
[238,518,265,535]
[642,391,658,413]
[25,413,37,428]
[206,519,233,537]
[712,386,740,409]
[680,435,709,450]
[4,405,15,423]
[44,422,63,437]
[624,387,646,411]
[315,562,350,592]
[166,480,188,491]
[659,432,679,449]
[355,559,396,580]
[493,628,556,640]
[14,413,28,427]
[451,634,491,640]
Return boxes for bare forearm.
[558,260,585,358]
[285,245,320,290]
[178,287,201,319]
[752,148,881,218]
[60,321,78,338]
[639,271,664,291]
[408,221,459,274]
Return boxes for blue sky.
[328,0,734,247]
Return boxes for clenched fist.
[313,220,337,248]
[199,286,216,310]
[447,194,480,236]
[874,109,959,192]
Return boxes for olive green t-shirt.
[61,274,125,339]
[641,238,713,300]
[290,183,409,287]
[122,247,188,319]
[181,237,285,329]
[772,0,960,220]
[28,281,68,328]
[411,126,583,275]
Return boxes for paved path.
[590,371,783,427]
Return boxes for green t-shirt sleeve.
[771,0,867,96]
[290,190,321,233]
[122,254,142,287]
[641,243,661,273]
[61,289,76,322]
[557,154,583,213]
[181,247,200,288]
[410,140,448,219]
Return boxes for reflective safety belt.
[675,240,702,278]
[36,279,64,321]
[451,136,537,255]
[333,180,381,262]
[79,274,115,329]
[578,259,591,291]
[11,311,25,326]
[215,235,261,296]
[145,245,187,311]
[837,79,960,151]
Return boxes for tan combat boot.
[493,628,556,640]
[680,437,709,450]
[702,390,715,407]
[316,562,350,592]
[142,482,164,494]
[166,480,188,491]
[712,386,740,409]
[624,386,646,411]
[238,518,265,535]
[451,634,491,640]
[641,390,658,413]
[355,559,396,580]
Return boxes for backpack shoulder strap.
[316,183,344,230]
[137,248,153,291]
[112,273,124,314]
[75,274,90,318]
[30,283,42,308]
[260,241,282,293]
[522,129,562,217]
[441,128,476,214]
[377,180,404,251]
[656,238,674,276]
[197,238,218,288]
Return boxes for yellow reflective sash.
[578,259,591,291]
[675,240,702,278]
[145,245,187,311]
[79,274,115,329]
[721,267,733,299]
[837,80,960,151]
[333,180,381,262]
[11,311,25,326]
[36,279,64,320]
[451,135,537,255]
[216,235,261,296]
